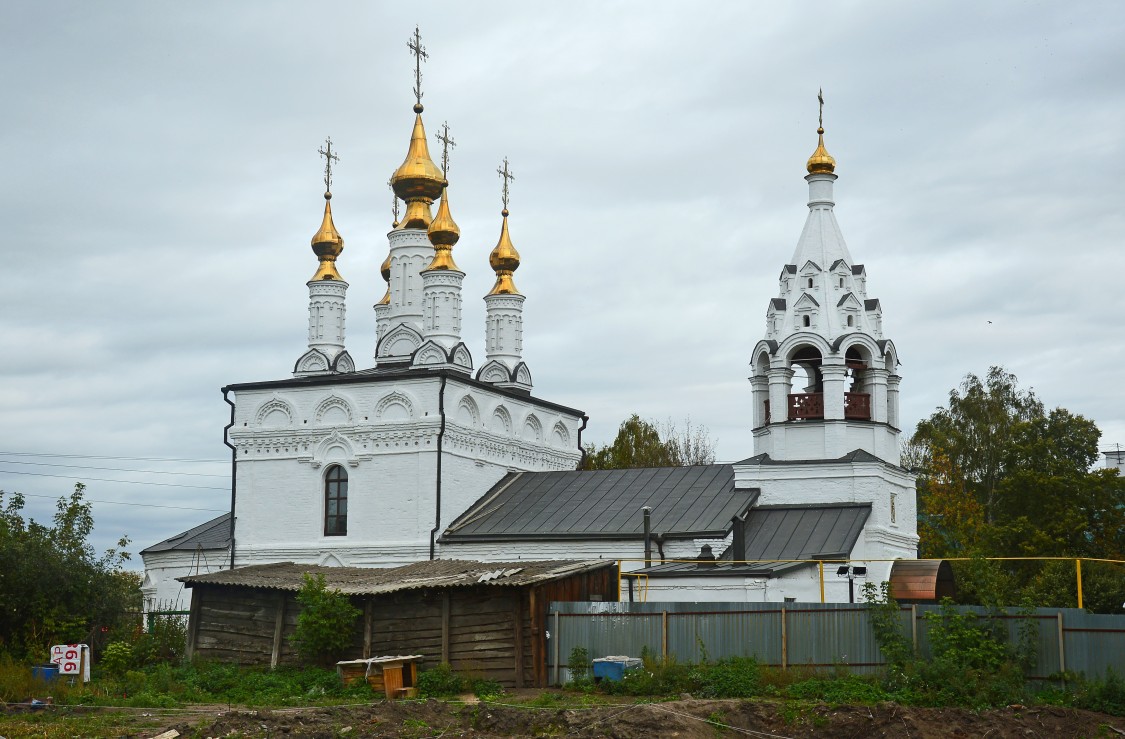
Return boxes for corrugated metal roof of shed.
[178,559,613,595]
[441,465,756,541]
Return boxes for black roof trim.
[794,293,819,308]
[142,513,231,554]
[223,367,584,417]
[865,299,881,311]
[736,448,901,468]
[837,292,860,308]
[782,264,797,275]
[852,264,866,275]
[769,298,786,311]
[830,259,850,271]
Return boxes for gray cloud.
[2,1,1122,560]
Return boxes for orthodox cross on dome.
[318,137,339,193]
[435,121,456,176]
[407,25,428,108]
[497,157,515,212]
[818,87,825,129]
[387,177,399,224]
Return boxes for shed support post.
[363,599,373,659]
[661,610,669,661]
[441,592,451,665]
[1076,559,1084,610]
[185,589,202,661]
[780,607,788,670]
[553,609,561,687]
[1057,611,1066,676]
[270,593,286,669]
[910,604,918,654]
[513,594,525,688]
[818,561,825,603]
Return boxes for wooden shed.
[179,559,617,687]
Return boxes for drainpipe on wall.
[429,374,448,560]
[221,387,237,570]
[642,506,652,567]
[731,509,749,565]
[576,415,589,469]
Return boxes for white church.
[141,67,922,611]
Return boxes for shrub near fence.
[547,601,1125,685]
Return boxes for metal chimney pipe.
[731,510,748,565]
[642,506,652,567]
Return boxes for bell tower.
[749,97,902,464]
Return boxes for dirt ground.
[6,696,1120,739]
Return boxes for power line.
[0,451,226,464]
[0,459,229,478]
[0,469,229,491]
[15,492,227,513]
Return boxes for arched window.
[803,315,811,327]
[324,465,348,536]
[847,315,854,327]
[807,278,814,288]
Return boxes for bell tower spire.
[749,94,900,463]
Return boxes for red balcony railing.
[788,393,824,420]
[845,392,872,420]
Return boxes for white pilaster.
[307,279,347,359]
[484,293,526,370]
[750,376,769,429]
[820,362,847,421]
[767,366,794,425]
[421,269,465,349]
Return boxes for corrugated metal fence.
[548,601,1125,685]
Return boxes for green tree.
[912,368,1125,611]
[582,414,715,469]
[0,483,137,659]
[289,573,361,666]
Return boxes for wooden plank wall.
[187,565,618,686]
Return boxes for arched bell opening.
[787,346,824,421]
[845,346,873,420]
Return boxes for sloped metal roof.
[441,465,754,542]
[178,558,612,595]
[141,513,231,554]
[634,503,871,577]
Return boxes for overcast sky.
[1,1,1122,564]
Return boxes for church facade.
[142,70,919,610]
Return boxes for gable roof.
[793,292,820,308]
[769,298,786,311]
[441,465,755,542]
[865,299,881,311]
[633,503,871,577]
[837,292,862,308]
[141,513,231,555]
[179,559,613,595]
[736,449,891,466]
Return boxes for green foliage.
[132,616,188,666]
[565,646,590,682]
[690,656,761,698]
[786,674,889,704]
[417,663,465,697]
[1064,668,1125,716]
[861,582,914,669]
[100,642,133,677]
[911,367,1125,612]
[0,483,138,659]
[925,600,1011,672]
[582,415,716,469]
[288,573,361,666]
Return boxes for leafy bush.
[417,663,466,698]
[289,573,361,666]
[692,657,761,698]
[786,674,890,705]
[566,646,590,682]
[100,641,134,677]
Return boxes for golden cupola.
[487,209,521,295]
[806,126,836,174]
[310,192,345,281]
[377,252,391,305]
[390,104,446,229]
[425,183,461,271]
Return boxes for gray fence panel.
[551,601,1125,685]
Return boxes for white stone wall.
[733,460,919,562]
[140,546,229,615]
[227,374,583,568]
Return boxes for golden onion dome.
[806,126,836,174]
[390,108,446,229]
[425,184,461,271]
[377,252,391,305]
[310,192,344,281]
[487,209,521,295]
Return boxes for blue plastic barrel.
[31,664,59,683]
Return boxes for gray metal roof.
[736,449,893,467]
[769,298,786,310]
[865,299,880,311]
[441,465,755,542]
[141,513,231,554]
[179,559,613,595]
[635,503,871,577]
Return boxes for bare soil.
[166,698,1124,738]
[5,697,1124,738]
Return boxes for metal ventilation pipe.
[642,506,652,567]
